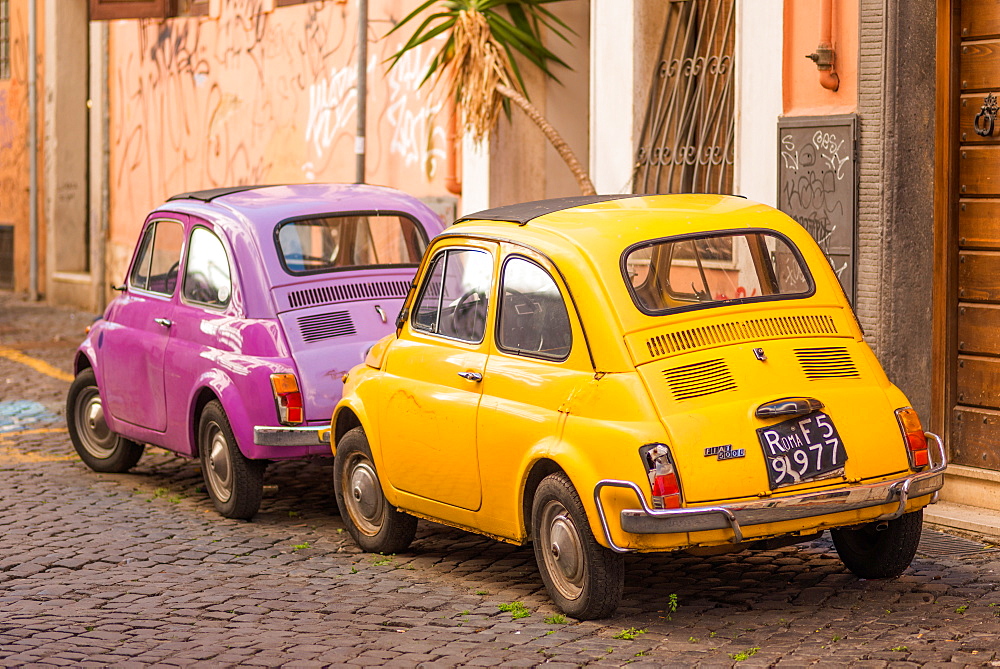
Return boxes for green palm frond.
[383,0,595,195]
[386,0,573,98]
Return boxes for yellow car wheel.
[531,473,624,620]
[334,427,417,554]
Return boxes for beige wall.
[107,0,453,282]
[489,0,590,206]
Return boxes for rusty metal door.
[633,0,735,195]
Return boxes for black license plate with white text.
[756,412,848,489]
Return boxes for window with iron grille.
[1,0,10,80]
[634,0,735,195]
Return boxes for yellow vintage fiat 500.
[330,194,946,619]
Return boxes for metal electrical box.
[776,114,858,304]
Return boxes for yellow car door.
[476,250,595,537]
[377,242,497,511]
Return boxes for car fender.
[184,366,261,458]
[72,329,133,434]
[331,394,379,459]
[532,436,650,551]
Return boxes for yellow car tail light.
[644,444,681,509]
[895,407,928,469]
[270,373,304,425]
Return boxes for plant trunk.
[496,84,597,196]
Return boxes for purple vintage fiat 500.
[67,183,444,519]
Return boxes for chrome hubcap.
[76,388,117,459]
[539,500,586,600]
[344,455,384,536]
[203,425,233,503]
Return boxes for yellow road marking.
[0,345,74,383]
[0,427,75,462]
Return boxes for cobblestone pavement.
[2,292,1000,668]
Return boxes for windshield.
[623,231,813,314]
[276,213,428,275]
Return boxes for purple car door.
[100,216,187,432]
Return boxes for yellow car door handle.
[458,371,483,382]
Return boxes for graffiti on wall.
[110,0,449,264]
[777,115,857,303]
[0,90,16,153]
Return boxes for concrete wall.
[106,0,454,283]
[862,0,936,422]
[44,0,91,308]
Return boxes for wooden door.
[953,0,1000,470]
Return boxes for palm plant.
[387,0,596,195]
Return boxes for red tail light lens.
[645,444,682,509]
[895,407,928,470]
[271,373,304,425]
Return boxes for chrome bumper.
[254,425,329,447]
[594,432,947,553]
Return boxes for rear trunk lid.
[273,270,413,422]
[627,306,912,504]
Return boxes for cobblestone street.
[2,292,1000,667]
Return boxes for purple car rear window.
[276,213,428,275]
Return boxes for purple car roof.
[151,183,446,318]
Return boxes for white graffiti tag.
[812,130,849,180]
[305,65,357,159]
[384,46,446,175]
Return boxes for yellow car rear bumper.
[595,432,947,553]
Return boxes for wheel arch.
[332,396,377,457]
[189,386,222,457]
[520,458,567,542]
[333,406,363,454]
[73,350,94,376]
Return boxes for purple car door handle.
[457,371,482,382]
[154,318,173,328]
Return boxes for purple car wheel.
[66,369,144,473]
[198,400,265,520]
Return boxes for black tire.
[531,473,624,620]
[66,368,145,473]
[831,509,923,579]
[333,427,417,554]
[198,400,265,520]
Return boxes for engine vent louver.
[646,314,838,360]
[794,346,860,380]
[288,280,410,309]
[662,359,737,401]
[297,311,357,343]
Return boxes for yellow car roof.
[454,193,792,250]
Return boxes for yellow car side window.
[497,256,571,360]
[411,248,493,343]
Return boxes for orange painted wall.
[0,0,45,294]
[783,0,857,116]
[107,0,451,281]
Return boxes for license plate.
[757,412,848,489]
